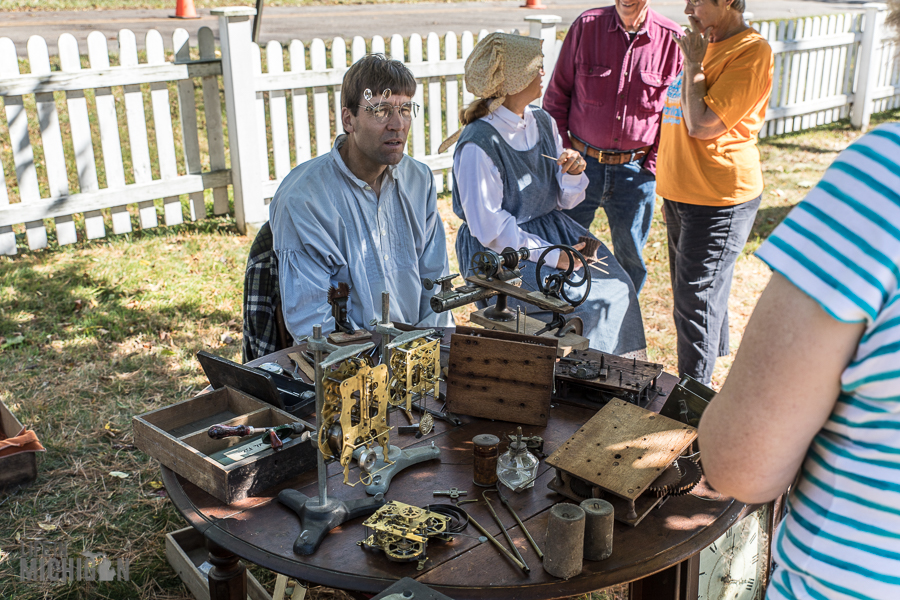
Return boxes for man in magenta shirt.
[543,0,682,294]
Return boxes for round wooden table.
[162,341,749,600]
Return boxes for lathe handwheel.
[535,244,592,308]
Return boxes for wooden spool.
[542,503,585,579]
[472,434,500,487]
[580,498,614,561]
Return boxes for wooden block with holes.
[445,326,557,426]
[469,309,588,357]
[546,399,697,525]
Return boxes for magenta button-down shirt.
[543,7,683,174]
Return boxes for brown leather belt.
[570,137,652,166]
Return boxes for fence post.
[851,2,888,129]
[525,15,562,106]
[212,7,267,234]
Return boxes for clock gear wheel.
[387,376,407,407]
[568,474,596,500]
[422,515,448,536]
[382,534,425,562]
[326,282,350,303]
[570,363,600,380]
[648,457,702,497]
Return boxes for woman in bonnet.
[440,32,646,355]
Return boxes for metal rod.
[497,486,543,559]
[380,291,391,366]
[483,490,529,569]
[465,512,528,572]
[312,324,328,505]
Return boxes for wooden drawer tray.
[166,526,272,600]
[133,386,316,504]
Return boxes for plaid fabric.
[242,222,280,363]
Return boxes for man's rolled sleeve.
[272,191,347,341]
[277,246,337,341]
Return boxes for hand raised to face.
[673,16,713,65]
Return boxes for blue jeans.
[562,158,656,294]
[663,195,762,385]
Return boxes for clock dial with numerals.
[699,505,769,600]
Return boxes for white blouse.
[453,105,589,267]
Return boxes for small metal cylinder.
[543,503,585,579]
[381,291,390,323]
[580,498,614,561]
[472,434,500,487]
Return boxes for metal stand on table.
[277,324,385,555]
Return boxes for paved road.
[0,0,867,54]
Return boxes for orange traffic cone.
[521,0,547,8]
[170,0,201,19]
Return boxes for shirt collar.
[330,134,399,190]
[609,9,654,40]
[490,105,533,130]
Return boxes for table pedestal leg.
[206,536,247,600]
[629,554,699,600]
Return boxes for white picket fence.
[0,6,897,255]
[221,8,563,227]
[0,27,231,256]
[757,6,900,136]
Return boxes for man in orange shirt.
[657,0,773,384]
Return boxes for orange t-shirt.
[657,28,774,206]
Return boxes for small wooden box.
[165,526,272,600]
[446,326,558,426]
[0,400,37,489]
[133,386,316,504]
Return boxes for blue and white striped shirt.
[756,122,900,600]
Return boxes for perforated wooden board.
[446,326,557,426]
[546,399,697,501]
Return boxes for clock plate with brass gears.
[699,504,771,600]
[318,358,391,486]
[554,349,664,407]
[387,331,441,435]
[359,501,453,570]
[546,400,697,526]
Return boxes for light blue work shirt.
[270,135,453,342]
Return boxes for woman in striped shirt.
[697,113,900,598]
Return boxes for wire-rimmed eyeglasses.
[358,102,420,123]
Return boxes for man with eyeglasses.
[543,0,683,295]
[269,54,453,342]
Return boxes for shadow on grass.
[0,217,248,600]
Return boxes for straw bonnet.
[438,33,543,153]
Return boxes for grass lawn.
[0,108,897,599]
